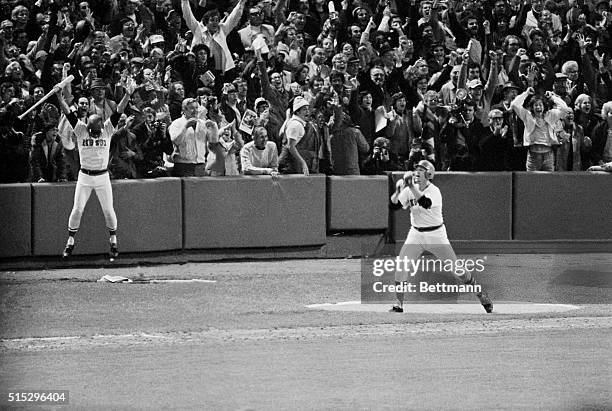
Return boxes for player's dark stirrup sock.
[108,229,117,245]
[67,228,78,246]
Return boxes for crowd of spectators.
[0,0,611,184]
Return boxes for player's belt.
[80,168,108,176]
[413,224,443,232]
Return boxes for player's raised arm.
[55,87,78,128]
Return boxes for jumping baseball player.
[389,160,493,313]
[55,80,135,260]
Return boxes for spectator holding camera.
[362,136,400,174]
[133,108,173,177]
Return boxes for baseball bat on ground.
[18,75,75,120]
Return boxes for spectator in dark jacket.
[329,107,370,175]
[30,126,66,182]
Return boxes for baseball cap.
[555,73,568,81]
[467,79,483,89]
[502,81,520,91]
[130,56,144,65]
[255,97,269,108]
[90,78,106,89]
[293,96,309,112]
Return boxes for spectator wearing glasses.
[476,109,513,170]
[561,58,595,109]
[238,7,274,51]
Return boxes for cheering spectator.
[181,0,247,77]
[279,96,320,175]
[511,87,569,171]
[168,97,208,177]
[555,108,590,171]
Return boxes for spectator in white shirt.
[240,126,279,176]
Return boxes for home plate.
[306,301,581,314]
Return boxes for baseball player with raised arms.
[389,160,493,313]
[55,80,135,260]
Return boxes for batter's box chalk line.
[306,301,581,314]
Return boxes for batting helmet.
[415,160,435,180]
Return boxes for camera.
[446,88,469,126]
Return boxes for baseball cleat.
[390,305,404,313]
[109,243,119,260]
[476,291,493,313]
[62,244,74,258]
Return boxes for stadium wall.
[389,172,514,243]
[30,178,182,256]
[0,173,610,263]
[182,175,326,249]
[0,184,31,258]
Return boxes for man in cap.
[552,73,571,106]
[279,96,319,175]
[88,78,117,122]
[389,160,494,313]
[254,97,269,116]
[461,50,499,127]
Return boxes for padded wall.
[32,178,182,256]
[0,184,31,257]
[514,172,612,240]
[183,175,326,248]
[327,176,388,231]
[390,172,513,242]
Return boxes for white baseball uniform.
[395,182,463,283]
[64,112,119,232]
